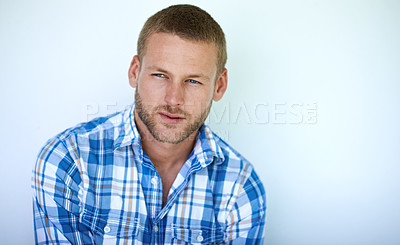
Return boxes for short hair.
[137,4,227,76]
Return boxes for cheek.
[185,88,213,109]
[137,80,165,103]
[202,87,215,103]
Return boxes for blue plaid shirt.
[32,103,266,244]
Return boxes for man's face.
[129,32,227,144]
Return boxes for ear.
[128,55,141,88]
[213,68,228,102]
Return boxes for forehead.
[141,32,218,76]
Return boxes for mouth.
[159,112,186,124]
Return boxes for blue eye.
[187,79,200,84]
[153,74,166,78]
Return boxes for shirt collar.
[113,103,225,166]
[113,103,141,150]
[192,124,225,167]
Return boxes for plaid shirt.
[32,103,266,244]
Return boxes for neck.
[134,110,198,170]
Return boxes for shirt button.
[153,225,159,232]
[197,235,204,242]
[151,177,157,185]
[104,226,111,233]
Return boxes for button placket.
[151,176,157,185]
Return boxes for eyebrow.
[146,66,211,80]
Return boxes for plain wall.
[1,0,399,244]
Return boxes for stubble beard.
[134,89,212,144]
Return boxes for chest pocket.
[170,227,225,244]
[80,210,147,244]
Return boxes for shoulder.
[207,127,266,206]
[35,107,131,172]
[58,108,128,144]
[40,106,130,154]
[210,128,259,182]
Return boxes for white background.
[1,0,399,244]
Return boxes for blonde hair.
[137,4,227,75]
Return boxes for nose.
[164,81,184,106]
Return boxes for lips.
[159,112,186,124]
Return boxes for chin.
[151,126,193,144]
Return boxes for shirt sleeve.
[224,166,267,245]
[32,135,94,244]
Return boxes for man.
[32,4,266,244]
